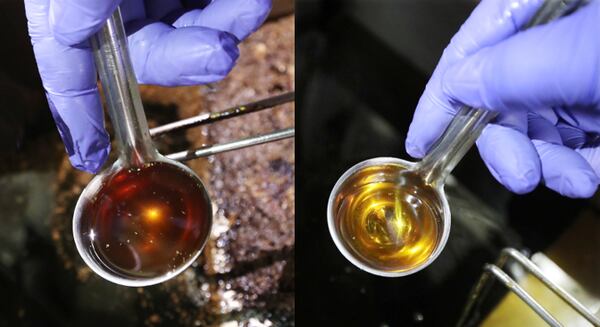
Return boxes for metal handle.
[91,7,157,165]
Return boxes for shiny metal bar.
[150,92,295,136]
[484,264,562,327]
[499,249,600,326]
[457,248,600,327]
[92,8,156,164]
[456,263,495,327]
[166,128,294,161]
[524,0,587,28]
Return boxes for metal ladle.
[72,8,212,287]
[328,0,587,277]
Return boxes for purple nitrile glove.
[406,0,600,198]
[25,0,272,173]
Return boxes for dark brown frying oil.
[334,164,443,273]
[77,162,211,279]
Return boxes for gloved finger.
[528,112,600,191]
[127,21,239,85]
[46,92,110,173]
[529,108,598,198]
[494,109,527,133]
[405,94,456,158]
[556,121,586,149]
[537,106,558,125]
[554,105,600,135]
[576,147,600,178]
[528,111,562,144]
[532,140,598,198]
[442,0,543,65]
[172,0,272,41]
[26,0,110,173]
[525,111,597,197]
[476,123,541,194]
[49,0,122,46]
[442,0,600,113]
[406,0,543,158]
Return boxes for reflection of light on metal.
[144,207,161,222]
[458,248,600,327]
[89,229,96,241]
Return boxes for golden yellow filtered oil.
[333,163,443,272]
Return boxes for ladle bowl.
[328,157,450,277]
[73,155,213,287]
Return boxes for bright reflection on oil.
[144,207,161,222]
[334,163,443,273]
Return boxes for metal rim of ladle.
[326,157,451,277]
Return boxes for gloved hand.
[25,0,272,173]
[406,0,600,198]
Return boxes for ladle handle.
[416,0,587,186]
[91,7,157,166]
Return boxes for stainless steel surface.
[501,249,600,325]
[416,106,496,186]
[458,248,600,327]
[484,264,561,327]
[327,157,452,277]
[91,7,156,163]
[524,0,588,28]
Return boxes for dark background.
[295,0,590,326]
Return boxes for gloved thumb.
[49,0,122,46]
[440,0,600,113]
